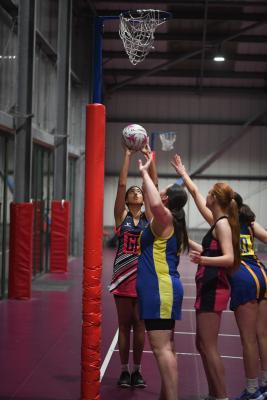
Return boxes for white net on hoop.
[159,132,176,151]
[119,9,169,65]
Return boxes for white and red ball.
[122,124,148,151]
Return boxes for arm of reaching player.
[139,154,173,237]
[252,221,267,244]
[114,146,135,227]
[190,218,234,268]
[141,141,159,221]
[171,154,214,226]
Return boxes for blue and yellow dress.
[136,224,183,320]
[229,223,267,311]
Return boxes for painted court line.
[100,311,237,380]
[100,329,119,381]
[113,349,242,359]
[182,308,232,313]
[174,331,240,338]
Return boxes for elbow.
[225,254,234,268]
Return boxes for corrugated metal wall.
[104,91,267,228]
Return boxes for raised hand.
[140,137,151,157]
[171,154,186,176]
[138,153,153,176]
[121,139,136,156]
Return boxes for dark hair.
[125,186,144,203]
[166,184,189,252]
[212,183,241,271]
[234,192,255,225]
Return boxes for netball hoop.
[159,132,177,151]
[119,9,172,65]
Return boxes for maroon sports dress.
[195,216,230,312]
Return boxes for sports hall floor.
[1,248,267,400]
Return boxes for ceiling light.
[213,55,225,62]
[213,45,225,62]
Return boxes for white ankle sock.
[121,364,129,372]
[246,378,259,393]
[133,364,141,372]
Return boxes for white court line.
[113,349,242,359]
[175,331,240,338]
[100,329,118,381]
[183,308,232,313]
[100,310,235,380]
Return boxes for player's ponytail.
[228,198,241,272]
[234,192,255,225]
[212,183,240,272]
[166,184,189,252]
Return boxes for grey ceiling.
[87,0,267,96]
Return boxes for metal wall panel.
[104,177,267,229]
[106,91,267,122]
[33,50,57,134]
[104,91,266,229]
[0,15,17,113]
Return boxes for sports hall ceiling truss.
[87,0,267,98]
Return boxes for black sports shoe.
[131,370,147,388]
[117,371,131,388]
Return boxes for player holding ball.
[109,124,157,388]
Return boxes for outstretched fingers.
[171,154,185,175]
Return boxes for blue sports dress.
[229,223,267,311]
[136,224,183,320]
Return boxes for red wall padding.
[50,200,70,272]
[8,202,34,299]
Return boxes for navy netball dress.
[229,223,267,311]
[137,224,183,320]
[195,216,230,312]
[109,211,148,297]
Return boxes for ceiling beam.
[95,0,267,6]
[107,116,266,127]
[104,68,266,79]
[105,85,267,96]
[198,0,209,92]
[98,10,267,22]
[103,51,267,62]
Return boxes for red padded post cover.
[50,200,70,272]
[81,103,105,400]
[8,202,34,299]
